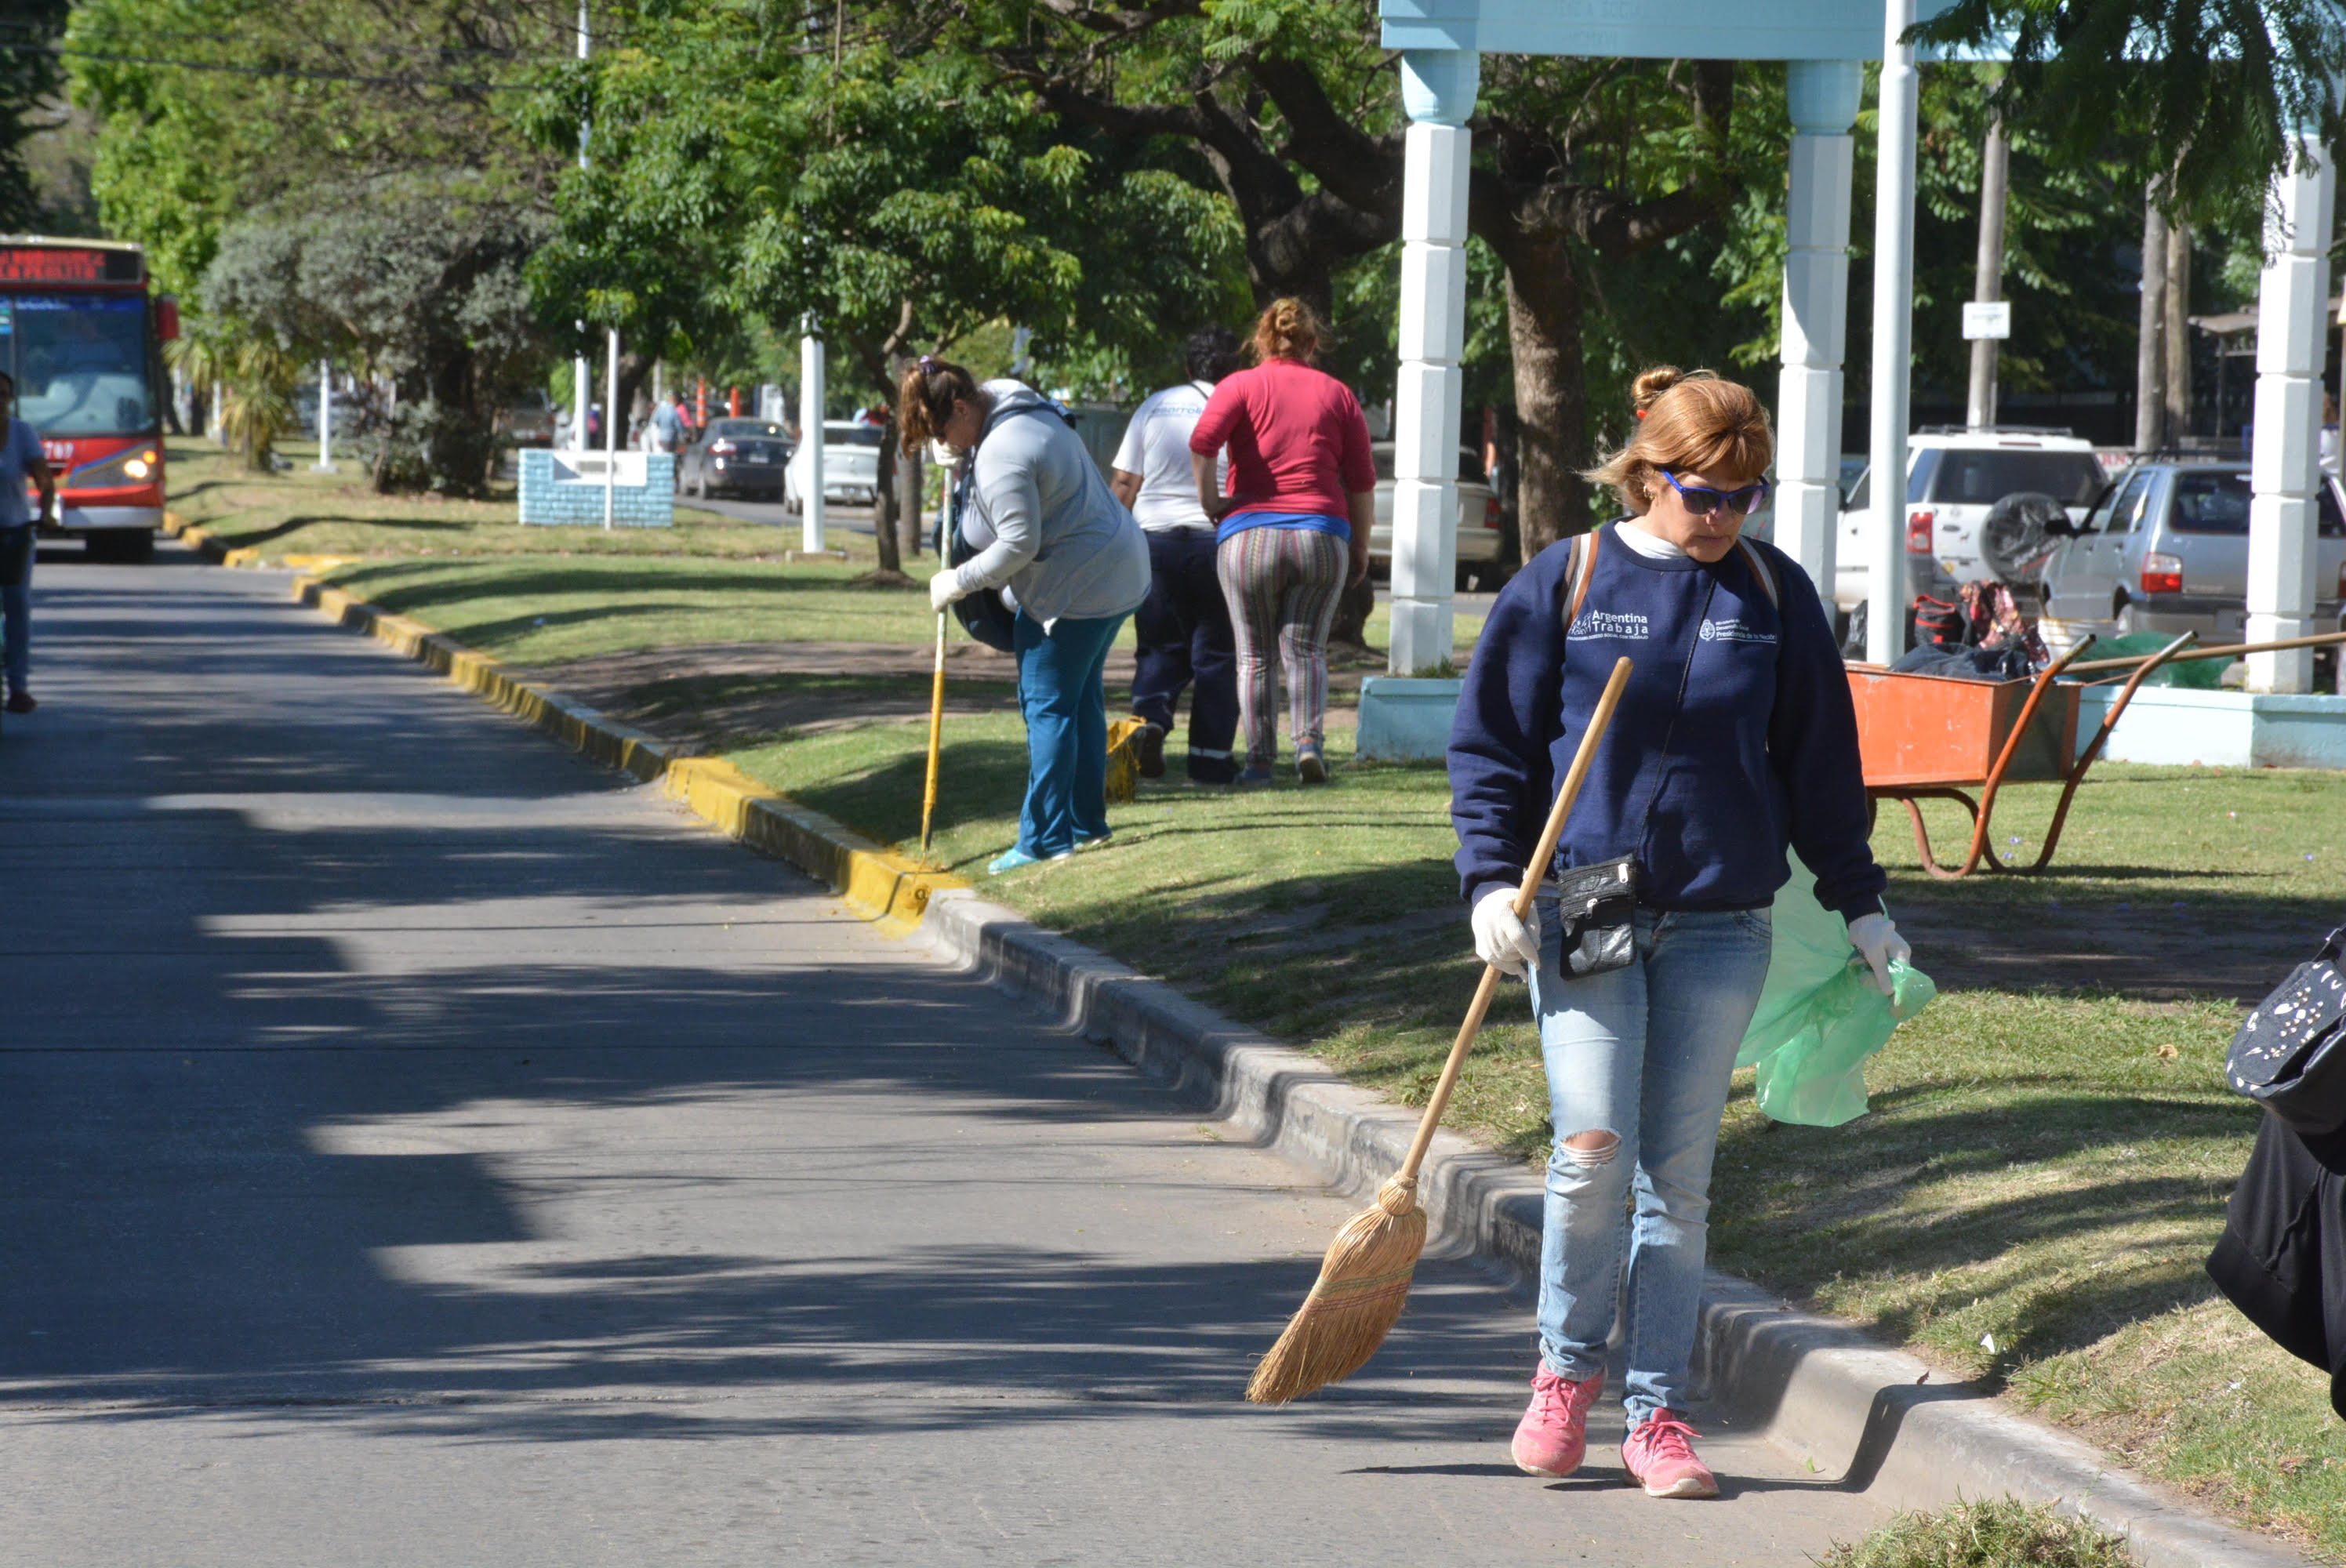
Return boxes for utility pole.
[572,2,591,455]
[2136,185,2170,453]
[1965,114,2008,431]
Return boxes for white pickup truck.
[1833,429,2111,612]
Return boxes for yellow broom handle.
[919,610,948,851]
[1397,655,1633,1184]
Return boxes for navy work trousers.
[1128,527,1238,783]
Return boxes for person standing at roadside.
[0,370,56,715]
[1450,367,1909,1501]
[1186,299,1374,786]
[903,356,1150,873]
[647,394,685,455]
[1111,327,1244,785]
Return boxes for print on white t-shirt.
[1112,381,1226,533]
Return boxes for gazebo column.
[2246,142,2335,695]
[1774,60,1861,605]
[1388,48,1479,677]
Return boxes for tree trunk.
[2136,188,2169,453]
[1499,240,1594,557]
[866,406,910,582]
[897,445,923,561]
[615,350,656,444]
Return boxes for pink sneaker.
[1511,1366,1603,1477]
[1620,1410,1718,1498]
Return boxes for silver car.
[1367,442,1507,593]
[2038,460,2346,652]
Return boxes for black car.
[677,418,793,500]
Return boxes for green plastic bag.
[2081,631,2222,688]
[1735,855,1936,1127]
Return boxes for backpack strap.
[1561,528,1600,633]
[1734,537,1779,608]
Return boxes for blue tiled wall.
[518,448,676,528]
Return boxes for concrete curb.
[176,517,2311,1568]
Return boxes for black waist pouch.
[1552,856,1639,978]
[0,526,28,590]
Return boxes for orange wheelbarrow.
[1848,633,2193,878]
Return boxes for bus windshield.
[5,296,156,436]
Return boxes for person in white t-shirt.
[1111,327,1244,783]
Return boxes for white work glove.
[1846,912,1911,996]
[1471,885,1542,978]
[929,569,969,613]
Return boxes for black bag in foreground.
[2227,927,2346,1135]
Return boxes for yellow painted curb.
[162,510,966,931]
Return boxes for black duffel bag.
[2227,927,2346,1134]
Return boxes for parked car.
[786,420,884,510]
[677,417,792,500]
[1835,429,2108,610]
[1367,442,1507,593]
[2038,459,2346,654]
[496,392,559,448]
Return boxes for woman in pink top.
[1187,298,1376,786]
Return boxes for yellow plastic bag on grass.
[1105,715,1149,804]
[1736,855,1936,1127]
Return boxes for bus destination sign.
[0,247,144,285]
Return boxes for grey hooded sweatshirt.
[946,380,1149,630]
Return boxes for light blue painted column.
[1865,0,1921,664]
[1387,47,1480,677]
[1774,60,1861,607]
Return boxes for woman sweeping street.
[1186,299,1375,786]
[1447,368,1911,1499]
[905,357,1149,873]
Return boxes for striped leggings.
[1215,524,1348,766]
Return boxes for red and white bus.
[1,238,173,561]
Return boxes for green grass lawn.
[728,709,2346,1557]
[165,439,947,658]
[169,441,1484,665]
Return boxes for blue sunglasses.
[1660,470,1769,516]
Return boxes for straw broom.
[1246,655,1634,1406]
[920,609,948,852]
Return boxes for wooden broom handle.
[1397,655,1634,1185]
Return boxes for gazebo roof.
[1378,0,1957,61]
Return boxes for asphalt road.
[0,540,1887,1566]
[685,492,881,537]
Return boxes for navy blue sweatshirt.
[1448,524,1887,925]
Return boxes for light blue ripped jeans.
[1525,902,1773,1433]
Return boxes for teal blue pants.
[1012,609,1127,858]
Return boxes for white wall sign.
[1962,300,2011,339]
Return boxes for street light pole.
[572,2,590,456]
[604,328,619,530]
[1866,0,1920,665]
[800,316,826,554]
[311,360,334,473]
